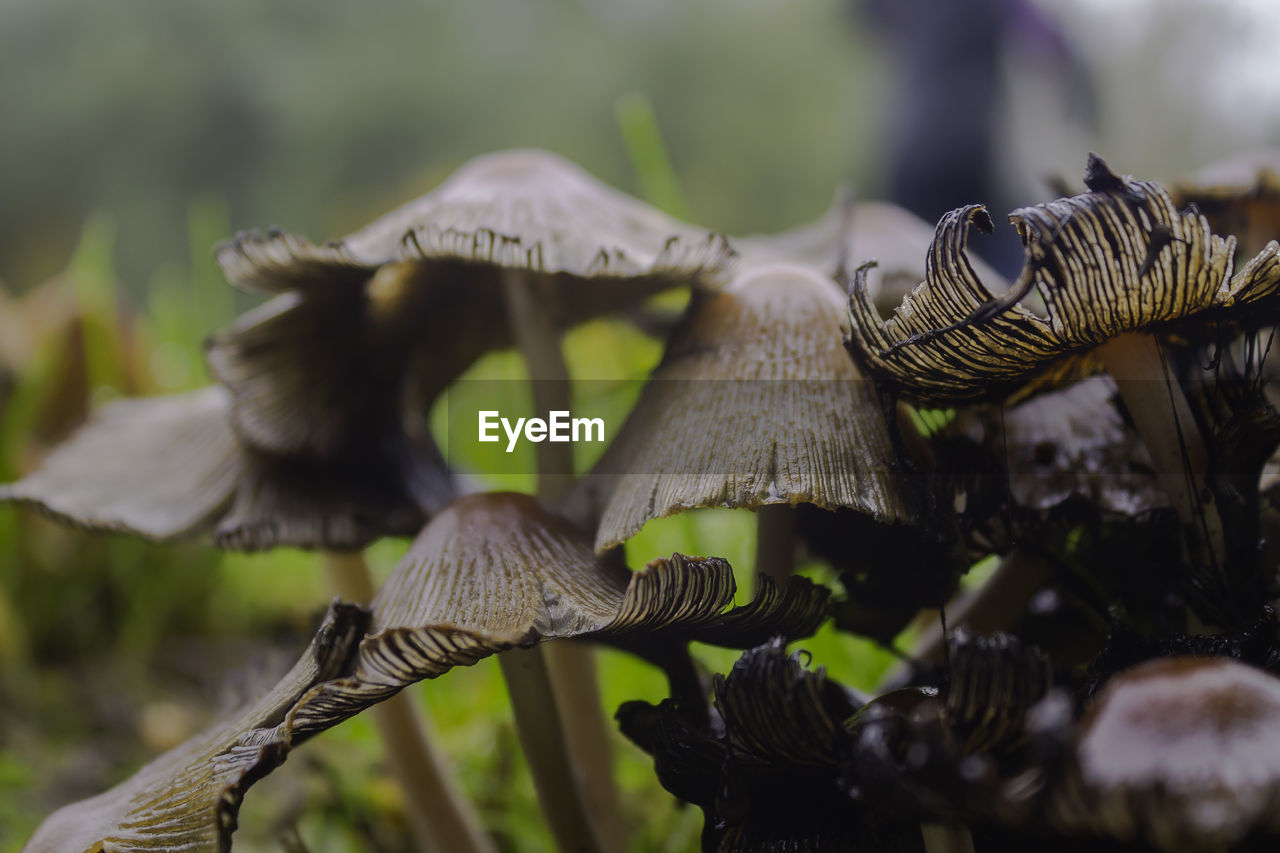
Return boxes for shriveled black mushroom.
[848,156,1280,620]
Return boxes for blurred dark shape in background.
[858,0,1096,276]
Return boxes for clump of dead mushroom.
[11,150,1280,853]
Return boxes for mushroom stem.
[497,649,611,853]
[1095,332,1225,568]
[500,270,624,853]
[755,503,798,587]
[322,550,495,853]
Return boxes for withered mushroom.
[848,155,1280,608]
[574,262,916,587]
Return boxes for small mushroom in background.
[1042,657,1280,851]
[848,155,1280,629]
[734,189,1011,317]
[1173,149,1280,260]
[570,262,918,594]
[19,492,829,853]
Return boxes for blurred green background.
[2,0,1279,850]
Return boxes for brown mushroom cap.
[1051,657,1280,850]
[210,149,733,460]
[576,263,914,552]
[0,386,451,550]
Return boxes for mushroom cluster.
[8,151,1280,853]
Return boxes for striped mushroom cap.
[575,263,914,552]
[848,155,1280,406]
[209,148,733,461]
[0,386,450,550]
[20,494,831,852]
[1048,657,1280,851]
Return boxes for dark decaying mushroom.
[847,155,1280,624]
[619,631,1055,852]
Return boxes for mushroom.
[209,148,731,464]
[0,385,450,550]
[1173,149,1280,259]
[0,386,488,853]
[735,190,1010,316]
[574,262,916,587]
[1045,657,1280,851]
[211,149,734,846]
[23,492,829,852]
[19,602,369,853]
[847,155,1280,612]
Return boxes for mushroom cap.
[372,491,635,642]
[1173,149,1280,259]
[209,149,734,459]
[0,386,239,540]
[848,156,1280,406]
[1052,657,1280,850]
[577,262,914,551]
[21,603,368,853]
[0,386,452,551]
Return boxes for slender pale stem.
[906,549,1052,666]
[1096,332,1225,567]
[500,270,623,853]
[755,503,797,588]
[323,551,495,853]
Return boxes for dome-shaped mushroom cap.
[1051,657,1280,850]
[210,148,734,461]
[216,148,732,294]
[372,492,634,642]
[578,263,914,551]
